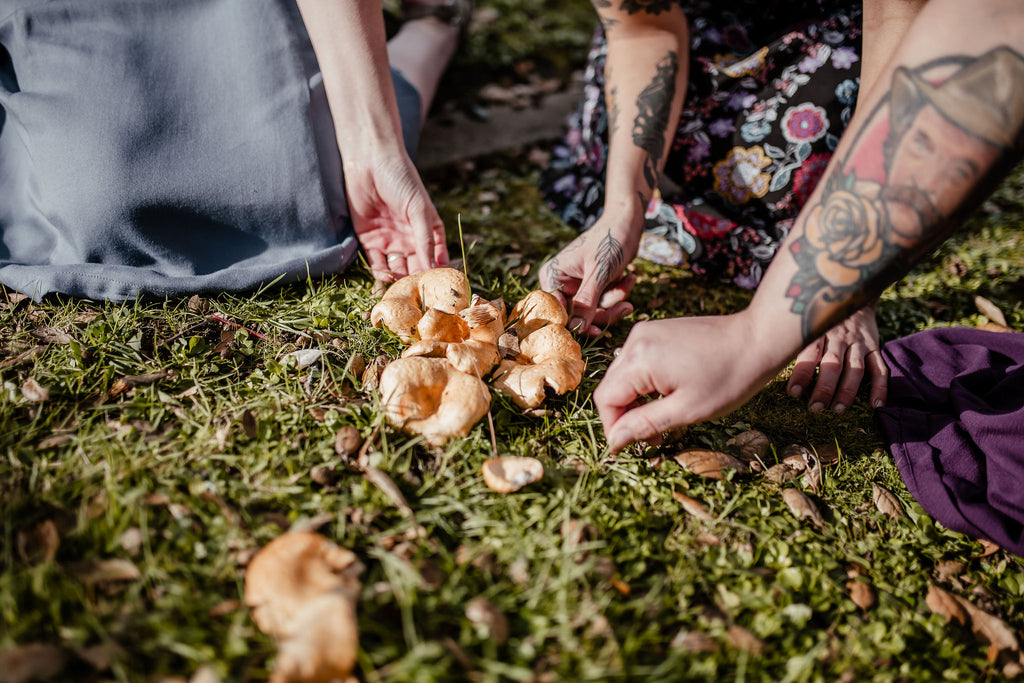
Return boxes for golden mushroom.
[492,291,584,409]
[369,268,469,343]
[403,295,506,377]
[244,532,364,683]
[379,356,491,446]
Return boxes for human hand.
[785,303,888,413]
[538,215,640,336]
[344,155,449,282]
[594,313,785,452]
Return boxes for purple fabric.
[877,327,1024,556]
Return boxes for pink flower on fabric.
[781,103,829,144]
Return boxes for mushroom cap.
[482,456,544,493]
[370,268,470,343]
[380,356,491,446]
[492,294,583,409]
[244,532,363,639]
[506,290,568,337]
[270,591,359,683]
[402,296,505,377]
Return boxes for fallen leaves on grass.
[673,449,748,480]
[782,488,825,529]
[482,456,544,493]
[726,430,770,463]
[872,484,904,520]
[726,625,766,656]
[672,492,712,521]
[16,520,60,565]
[20,378,49,403]
[244,532,363,683]
[846,579,876,611]
[926,584,1024,675]
[67,558,141,586]
[974,295,1008,327]
[0,643,67,683]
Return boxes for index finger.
[593,351,659,435]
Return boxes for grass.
[4,2,1024,681]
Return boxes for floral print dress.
[540,0,863,288]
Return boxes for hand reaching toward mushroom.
[539,211,639,336]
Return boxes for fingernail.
[569,317,584,332]
[874,399,884,408]
[834,403,846,414]
[810,402,824,412]
[789,385,803,398]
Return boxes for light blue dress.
[0,0,421,301]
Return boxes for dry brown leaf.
[240,409,258,439]
[119,527,144,556]
[281,348,323,370]
[872,484,904,520]
[16,520,60,565]
[782,488,825,529]
[926,584,968,626]
[68,558,141,585]
[813,442,841,466]
[726,625,766,656]
[673,492,712,521]
[975,539,1002,558]
[978,321,1013,333]
[333,427,363,460]
[20,378,49,403]
[974,295,1008,327]
[726,430,770,462]
[0,643,68,683]
[846,579,876,611]
[29,327,72,344]
[934,560,967,585]
[76,642,125,671]
[674,449,748,480]
[926,584,1021,663]
[465,597,509,644]
[361,466,414,518]
[670,630,720,654]
[764,462,799,485]
[482,456,544,493]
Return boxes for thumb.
[605,396,685,452]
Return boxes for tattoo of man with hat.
[785,46,1024,342]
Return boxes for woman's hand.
[786,303,888,412]
[594,312,786,452]
[344,154,449,282]
[539,210,641,336]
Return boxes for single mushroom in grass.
[244,532,364,683]
[491,291,584,409]
[380,356,491,446]
[370,268,469,343]
[402,295,506,377]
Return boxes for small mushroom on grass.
[370,268,469,343]
[244,532,364,683]
[482,456,544,493]
[491,291,584,409]
[380,356,491,446]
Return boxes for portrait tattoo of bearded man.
[785,46,1024,342]
[632,51,678,192]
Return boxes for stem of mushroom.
[486,410,498,458]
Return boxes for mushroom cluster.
[370,269,584,445]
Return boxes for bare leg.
[387,17,459,124]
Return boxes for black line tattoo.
[608,85,620,139]
[632,51,678,191]
[785,46,1024,342]
[593,231,625,288]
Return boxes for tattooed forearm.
[593,231,626,288]
[618,0,674,15]
[608,85,620,139]
[785,46,1024,342]
[632,51,678,191]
